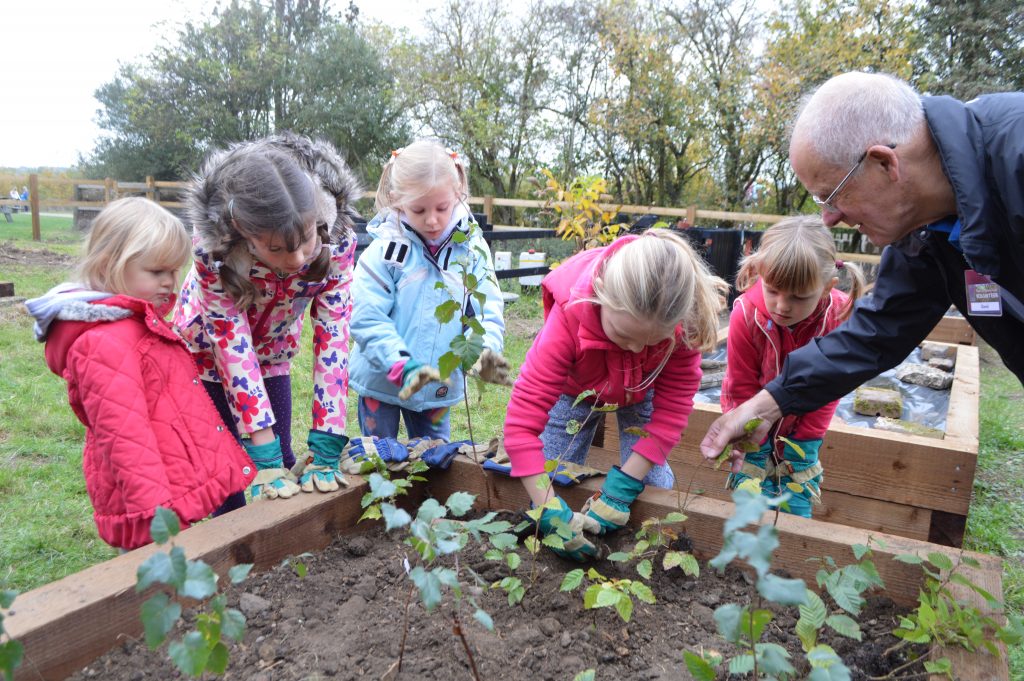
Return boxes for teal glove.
[582,465,645,534]
[537,497,602,562]
[298,431,349,493]
[244,437,301,501]
[398,360,444,401]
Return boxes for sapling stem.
[451,610,482,681]
[397,583,416,671]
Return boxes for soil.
[67,518,923,681]
[0,241,75,268]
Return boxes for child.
[173,133,362,503]
[25,198,256,550]
[349,140,510,441]
[503,230,728,560]
[721,215,866,517]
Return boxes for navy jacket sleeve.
[766,236,951,415]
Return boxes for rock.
[927,357,955,372]
[538,616,561,637]
[257,641,277,662]
[873,417,945,440]
[697,590,720,607]
[700,358,726,372]
[853,386,903,418]
[920,341,957,362]
[700,371,724,390]
[896,363,954,390]
[239,592,272,617]
[352,575,378,601]
[346,536,373,556]
[560,631,573,648]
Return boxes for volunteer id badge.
[965,270,1002,316]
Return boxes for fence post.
[146,176,156,202]
[687,204,697,225]
[484,195,494,226]
[30,174,40,241]
[104,177,113,204]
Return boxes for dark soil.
[67,516,924,681]
[0,241,75,268]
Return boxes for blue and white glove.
[340,437,411,474]
[419,440,469,470]
[297,431,349,493]
[244,437,301,501]
[537,497,602,562]
[581,465,645,534]
[482,456,604,487]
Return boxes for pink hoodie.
[503,236,702,476]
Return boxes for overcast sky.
[3,0,429,169]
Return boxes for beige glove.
[398,364,444,400]
[470,349,514,386]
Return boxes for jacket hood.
[366,202,474,243]
[25,282,115,341]
[42,294,178,376]
[189,132,363,257]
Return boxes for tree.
[83,0,407,180]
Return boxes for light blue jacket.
[349,204,505,410]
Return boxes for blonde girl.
[349,140,509,441]
[26,198,254,549]
[502,229,727,560]
[721,215,866,517]
[173,133,362,503]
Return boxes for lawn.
[1,215,1021,677]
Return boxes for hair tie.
[447,148,458,160]
[835,259,845,269]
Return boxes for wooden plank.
[926,315,976,346]
[601,405,975,515]
[7,480,371,681]
[945,344,980,446]
[586,445,934,541]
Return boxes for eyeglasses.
[812,144,896,212]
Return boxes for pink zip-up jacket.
[721,281,850,440]
[503,236,703,476]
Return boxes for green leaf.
[359,505,382,522]
[927,552,954,572]
[664,512,686,523]
[410,566,442,611]
[474,608,494,631]
[826,614,862,640]
[438,351,461,380]
[565,419,582,435]
[637,559,653,580]
[221,608,246,642]
[714,603,745,643]
[445,491,475,517]
[524,536,541,554]
[0,590,15,609]
[806,643,842,669]
[561,569,585,591]
[851,544,871,561]
[614,593,634,622]
[728,654,755,674]
[137,550,185,592]
[606,551,631,562]
[382,503,413,531]
[582,584,602,609]
[180,559,218,600]
[506,553,521,571]
[150,507,181,544]
[629,581,656,604]
[683,650,717,681]
[228,563,253,585]
[894,553,924,565]
[368,473,397,501]
[924,658,952,675]
[489,532,518,551]
[451,334,484,369]
[572,389,597,407]
[435,299,461,323]
[484,549,503,561]
[756,642,795,675]
[799,589,827,628]
[416,498,448,524]
[0,639,24,681]
[168,630,211,676]
[140,593,181,649]
[758,573,808,605]
[573,670,596,681]
[205,641,230,675]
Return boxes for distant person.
[19,186,28,202]
[701,71,1024,468]
[503,230,727,560]
[173,133,362,504]
[25,198,255,550]
[349,140,510,441]
[721,216,866,517]
[8,187,18,210]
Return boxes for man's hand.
[700,390,780,473]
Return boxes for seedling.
[135,507,252,677]
[606,511,699,581]
[559,566,655,623]
[279,552,315,579]
[0,589,22,681]
[713,417,764,470]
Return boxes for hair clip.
[835,259,845,269]
[391,148,402,158]
[447,148,458,160]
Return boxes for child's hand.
[470,348,513,386]
[398,361,444,400]
[581,465,645,534]
[535,497,603,562]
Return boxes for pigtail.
[837,260,867,320]
[375,151,400,212]
[449,150,470,202]
[734,248,764,293]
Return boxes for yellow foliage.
[536,168,629,253]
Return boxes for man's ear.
[869,143,900,181]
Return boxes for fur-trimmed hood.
[25,282,125,341]
[188,132,363,256]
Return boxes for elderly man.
[701,71,1024,468]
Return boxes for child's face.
[124,257,181,307]
[601,308,675,354]
[246,220,321,275]
[398,185,458,241]
[760,279,833,327]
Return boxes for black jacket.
[768,93,1024,415]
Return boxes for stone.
[928,357,955,372]
[346,536,373,556]
[238,592,272,617]
[896,363,954,390]
[873,417,945,439]
[853,386,903,418]
[920,341,957,362]
[700,371,724,390]
[538,616,561,637]
[700,358,726,372]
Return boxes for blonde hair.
[375,140,469,212]
[78,197,190,295]
[735,216,866,320]
[592,230,727,353]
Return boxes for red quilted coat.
[42,294,256,549]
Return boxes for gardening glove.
[482,454,604,487]
[470,348,513,387]
[340,437,411,474]
[536,497,602,562]
[581,465,645,534]
[397,360,444,401]
[294,431,349,493]
[244,437,301,501]
[419,440,472,470]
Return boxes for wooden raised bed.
[6,459,1007,681]
[927,313,976,346]
[591,342,980,547]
